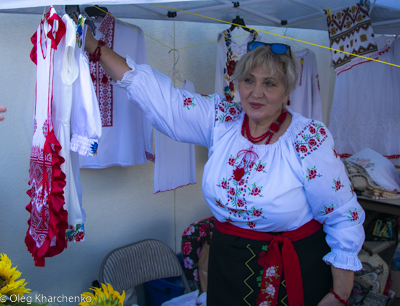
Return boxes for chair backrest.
[99,239,191,293]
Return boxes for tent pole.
[287,4,355,26]
[217,0,282,25]
[369,0,377,15]
[187,0,265,14]
[372,18,400,26]
[288,0,320,12]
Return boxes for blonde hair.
[232,45,298,95]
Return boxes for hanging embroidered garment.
[27,10,102,266]
[79,13,154,168]
[327,2,379,76]
[329,31,400,166]
[64,14,102,242]
[288,49,323,121]
[26,7,68,267]
[215,28,259,102]
[154,80,197,193]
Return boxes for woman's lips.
[249,102,264,109]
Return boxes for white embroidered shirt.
[115,57,365,271]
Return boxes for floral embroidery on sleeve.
[183,96,196,110]
[215,99,242,122]
[332,177,344,192]
[332,147,339,159]
[320,204,335,216]
[306,166,322,181]
[293,121,328,159]
[350,183,355,194]
[348,208,359,221]
[66,224,85,242]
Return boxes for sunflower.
[0,253,30,298]
[79,283,125,306]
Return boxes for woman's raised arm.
[84,28,131,82]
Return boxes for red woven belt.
[215,219,322,306]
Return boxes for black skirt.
[207,227,333,306]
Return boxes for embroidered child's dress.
[26,7,68,267]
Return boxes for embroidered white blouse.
[115,57,365,271]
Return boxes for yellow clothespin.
[326,8,333,22]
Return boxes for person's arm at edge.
[0,106,6,121]
[84,29,130,82]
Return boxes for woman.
[84,30,364,305]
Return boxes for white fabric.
[55,14,101,236]
[289,48,323,121]
[215,28,260,102]
[161,290,206,306]
[328,37,400,166]
[79,14,153,168]
[154,80,196,193]
[346,148,400,192]
[393,36,400,66]
[115,57,365,271]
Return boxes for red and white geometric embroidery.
[89,14,115,127]
[28,145,53,248]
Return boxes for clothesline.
[91,4,400,68]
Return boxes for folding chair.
[99,239,191,294]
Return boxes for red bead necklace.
[241,108,288,144]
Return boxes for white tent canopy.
[1,0,400,34]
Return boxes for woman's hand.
[0,106,7,121]
[84,28,99,55]
[318,266,353,305]
[317,292,343,305]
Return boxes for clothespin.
[360,0,364,6]
[326,8,332,22]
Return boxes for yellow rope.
[92,4,399,68]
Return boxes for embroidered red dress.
[26,7,68,267]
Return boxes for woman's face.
[239,65,289,125]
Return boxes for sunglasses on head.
[247,42,292,59]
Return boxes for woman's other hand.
[84,27,99,55]
[0,106,7,121]
[317,292,343,305]
[318,266,353,305]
